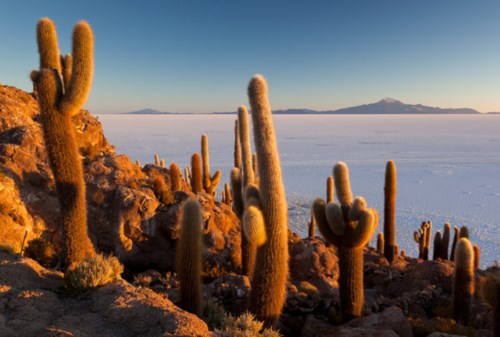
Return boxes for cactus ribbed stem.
[326,176,334,203]
[339,246,364,319]
[333,162,353,206]
[452,238,474,325]
[176,198,203,316]
[201,134,211,191]
[238,106,254,187]
[190,153,203,193]
[384,160,397,263]
[170,163,181,191]
[247,75,288,328]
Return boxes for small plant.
[64,253,123,291]
[202,296,229,330]
[213,312,282,337]
[24,237,58,267]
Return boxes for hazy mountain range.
[125,98,498,115]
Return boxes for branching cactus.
[440,222,451,260]
[452,237,475,325]
[190,153,203,193]
[246,75,289,328]
[413,221,431,260]
[479,273,500,337]
[313,161,378,320]
[32,18,95,267]
[176,198,203,316]
[384,160,397,263]
[201,133,221,195]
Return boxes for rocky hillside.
[0,83,498,337]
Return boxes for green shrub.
[64,254,123,291]
[202,296,229,330]
[213,312,282,337]
[24,238,58,267]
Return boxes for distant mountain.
[124,108,174,114]
[126,98,482,115]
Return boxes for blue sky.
[1,0,499,113]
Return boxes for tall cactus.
[176,198,203,316]
[201,133,221,195]
[246,75,289,327]
[190,153,203,193]
[238,105,257,276]
[313,161,378,320]
[384,160,397,263]
[452,237,475,325]
[32,18,95,267]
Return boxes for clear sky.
[1,0,499,113]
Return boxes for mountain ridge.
[124,98,491,115]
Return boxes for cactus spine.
[33,18,95,267]
[170,162,181,191]
[384,160,397,263]
[452,237,475,325]
[176,198,203,316]
[313,161,378,320]
[238,105,257,276]
[201,134,221,195]
[247,75,289,327]
[326,176,334,203]
[377,232,384,254]
[190,153,203,193]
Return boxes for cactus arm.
[238,105,254,187]
[313,198,341,246]
[243,205,267,247]
[60,21,93,117]
[234,119,242,169]
[326,176,334,203]
[325,202,345,236]
[61,53,72,92]
[333,161,353,206]
[37,18,61,72]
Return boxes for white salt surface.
[97,114,500,268]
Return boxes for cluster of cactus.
[201,134,221,195]
[413,221,432,260]
[241,75,289,328]
[176,198,203,316]
[221,182,232,206]
[230,105,258,276]
[383,160,397,263]
[31,18,95,267]
[313,161,378,320]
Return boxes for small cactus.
[223,182,232,206]
[160,159,165,168]
[377,232,384,254]
[234,119,242,169]
[190,153,203,193]
[414,221,431,260]
[450,225,459,261]
[176,198,203,316]
[326,176,334,203]
[170,162,181,191]
[433,231,442,261]
[154,153,160,166]
[459,226,469,239]
[383,160,397,263]
[440,222,451,260]
[308,209,316,239]
[473,244,480,269]
[247,75,289,327]
[452,237,475,325]
[201,133,221,195]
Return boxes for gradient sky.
[1,0,499,113]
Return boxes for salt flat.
[97,114,500,267]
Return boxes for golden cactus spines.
[452,237,475,325]
[190,153,203,193]
[348,196,367,221]
[61,53,72,92]
[33,18,95,267]
[247,75,289,327]
[333,161,353,212]
[176,198,203,316]
[326,176,334,203]
[243,205,267,247]
[170,163,181,191]
[59,21,94,117]
[37,18,61,72]
[384,160,397,263]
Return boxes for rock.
[300,314,399,337]
[343,306,413,337]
